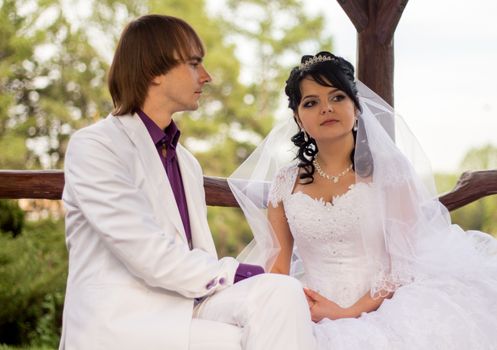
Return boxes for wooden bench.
[1,170,497,211]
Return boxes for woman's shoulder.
[272,162,300,189]
[268,161,299,208]
[274,161,299,180]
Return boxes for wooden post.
[337,0,408,107]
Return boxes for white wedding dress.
[269,163,497,350]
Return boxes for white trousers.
[191,273,316,350]
[189,319,242,350]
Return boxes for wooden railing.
[437,170,497,211]
[1,169,496,211]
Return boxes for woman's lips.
[320,119,339,126]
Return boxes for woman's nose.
[321,102,333,114]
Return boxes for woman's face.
[296,77,356,143]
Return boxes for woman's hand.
[303,288,354,322]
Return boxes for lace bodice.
[269,164,380,307]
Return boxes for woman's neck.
[314,134,354,172]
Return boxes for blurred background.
[1,0,496,348]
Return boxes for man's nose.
[200,65,212,84]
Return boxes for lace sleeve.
[267,164,297,208]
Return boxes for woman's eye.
[303,100,316,108]
[331,94,346,102]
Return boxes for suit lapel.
[115,114,186,243]
[176,145,217,257]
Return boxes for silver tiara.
[299,55,336,71]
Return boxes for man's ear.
[151,75,162,86]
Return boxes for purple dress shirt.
[137,109,193,249]
[137,109,263,283]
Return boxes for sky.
[302,0,497,173]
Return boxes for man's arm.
[234,263,264,283]
[65,132,239,298]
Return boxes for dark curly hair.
[285,51,372,183]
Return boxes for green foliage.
[223,0,332,136]
[0,219,67,347]
[0,134,28,169]
[451,197,497,236]
[0,200,25,238]
[0,0,111,169]
[0,346,53,350]
[207,207,253,257]
[459,144,497,171]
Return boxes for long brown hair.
[108,14,205,116]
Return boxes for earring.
[353,118,358,131]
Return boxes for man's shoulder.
[176,143,202,170]
[72,114,119,137]
[71,113,136,145]
[66,114,134,159]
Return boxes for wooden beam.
[1,170,497,212]
[377,0,409,44]
[0,170,237,207]
[203,176,239,207]
[337,0,409,107]
[0,170,64,200]
[438,170,497,211]
[357,23,395,106]
[337,0,368,32]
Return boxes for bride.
[228,51,497,349]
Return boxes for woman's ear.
[294,113,303,129]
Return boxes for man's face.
[158,52,212,113]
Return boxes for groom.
[59,14,315,350]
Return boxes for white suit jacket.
[59,113,239,350]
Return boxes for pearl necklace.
[312,159,353,183]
